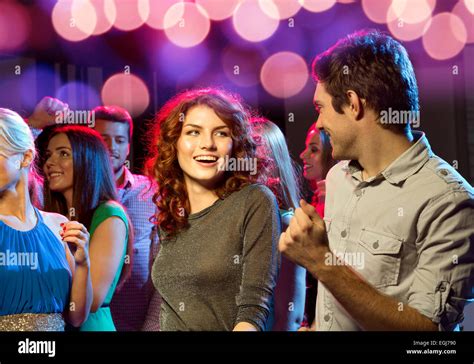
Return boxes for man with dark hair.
[92,105,159,331]
[281,30,474,331]
[91,106,134,187]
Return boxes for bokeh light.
[390,0,435,24]
[55,81,101,111]
[0,2,31,51]
[361,0,397,24]
[260,0,302,20]
[260,51,309,98]
[90,0,116,35]
[113,0,146,31]
[52,0,97,42]
[233,0,279,42]
[387,6,432,41]
[453,0,474,43]
[139,0,183,29]
[422,12,467,60]
[222,46,265,87]
[195,0,241,21]
[300,0,337,13]
[157,43,210,83]
[101,73,150,117]
[18,65,58,111]
[264,24,306,55]
[164,2,211,48]
[465,0,474,14]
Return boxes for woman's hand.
[60,221,90,266]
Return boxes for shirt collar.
[118,166,135,190]
[343,131,433,185]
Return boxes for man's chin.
[113,163,125,174]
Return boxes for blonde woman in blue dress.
[0,108,92,331]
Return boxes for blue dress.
[0,208,71,318]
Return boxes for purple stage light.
[55,81,101,111]
[156,42,210,84]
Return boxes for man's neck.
[115,166,126,188]
[358,130,414,180]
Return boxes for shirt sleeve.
[408,189,474,331]
[234,184,281,331]
[89,201,129,239]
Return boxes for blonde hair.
[252,117,302,211]
[0,108,36,159]
[0,108,42,206]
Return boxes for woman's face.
[0,152,22,193]
[43,133,74,196]
[177,105,233,190]
[300,127,324,182]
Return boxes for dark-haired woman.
[42,126,133,331]
[299,123,336,329]
[147,88,280,331]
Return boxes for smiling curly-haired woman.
[147,88,280,331]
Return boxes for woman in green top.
[41,125,133,331]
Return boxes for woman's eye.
[186,130,199,136]
[216,131,229,137]
[60,151,69,157]
[311,148,319,153]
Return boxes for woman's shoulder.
[90,201,128,235]
[236,183,275,199]
[38,211,69,249]
[94,200,126,217]
[230,183,278,210]
[39,210,69,227]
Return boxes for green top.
[80,201,129,332]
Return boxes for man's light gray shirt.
[316,131,474,331]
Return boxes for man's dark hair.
[92,105,133,141]
[312,29,419,134]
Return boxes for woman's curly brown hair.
[146,88,268,237]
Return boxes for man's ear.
[21,150,34,169]
[346,90,365,120]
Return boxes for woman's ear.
[20,150,34,169]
